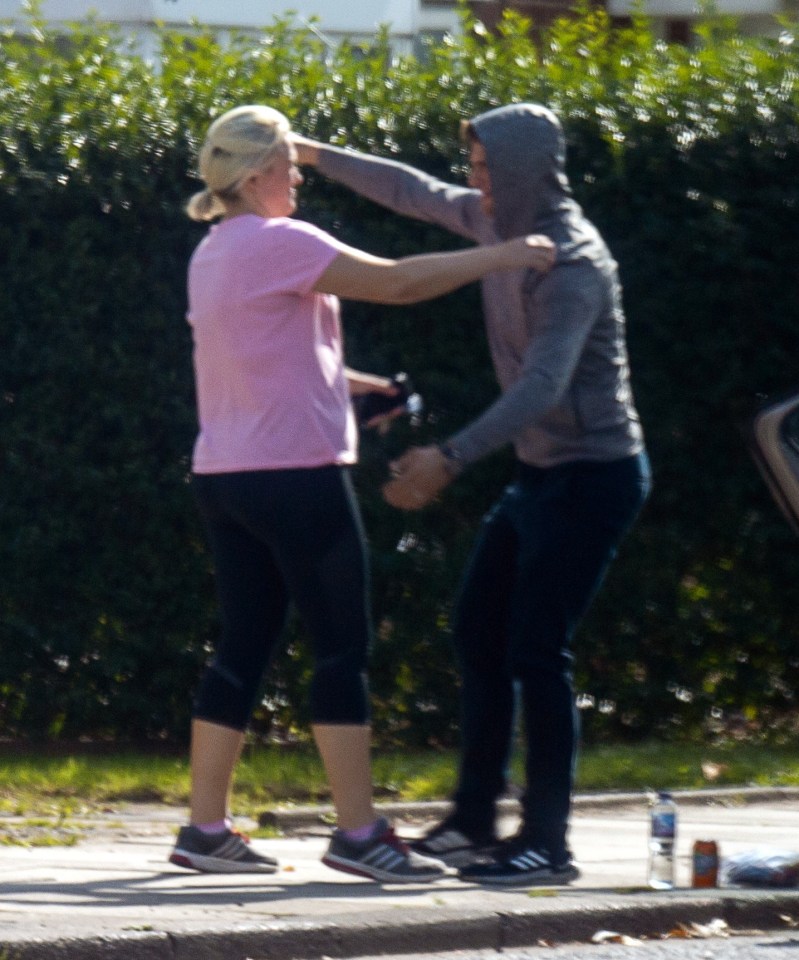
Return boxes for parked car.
[747,389,799,535]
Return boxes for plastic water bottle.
[648,790,676,889]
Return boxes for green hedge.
[1,4,799,745]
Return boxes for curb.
[4,889,799,960]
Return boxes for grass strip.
[0,740,798,818]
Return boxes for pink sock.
[194,818,231,835]
[341,820,379,842]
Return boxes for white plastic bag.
[721,847,799,887]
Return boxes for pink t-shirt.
[187,215,357,473]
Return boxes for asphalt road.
[346,932,799,959]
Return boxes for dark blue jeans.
[450,451,651,858]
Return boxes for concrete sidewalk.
[2,789,799,960]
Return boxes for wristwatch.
[438,442,464,478]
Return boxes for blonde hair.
[186,105,292,222]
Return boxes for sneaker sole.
[460,864,581,886]
[169,850,278,874]
[321,853,449,884]
[412,846,492,869]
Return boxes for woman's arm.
[344,368,394,396]
[313,236,555,305]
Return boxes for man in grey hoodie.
[295,103,650,885]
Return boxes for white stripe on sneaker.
[367,847,404,869]
[511,851,549,870]
[216,837,246,859]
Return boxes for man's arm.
[446,268,602,464]
[383,265,602,509]
[294,136,486,242]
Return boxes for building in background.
[0,0,788,56]
[0,0,461,58]
[471,0,787,41]
[607,0,784,42]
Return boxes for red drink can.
[692,840,719,887]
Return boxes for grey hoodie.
[315,103,645,468]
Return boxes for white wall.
[0,0,459,39]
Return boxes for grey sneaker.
[410,818,497,868]
[169,825,278,873]
[322,817,450,883]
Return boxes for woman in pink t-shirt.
[170,104,555,883]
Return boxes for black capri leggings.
[191,466,372,730]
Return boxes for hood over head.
[469,103,598,260]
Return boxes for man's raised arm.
[294,136,485,242]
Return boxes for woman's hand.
[514,234,557,273]
[346,369,403,430]
[345,369,395,396]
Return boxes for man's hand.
[292,135,320,167]
[382,445,452,510]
